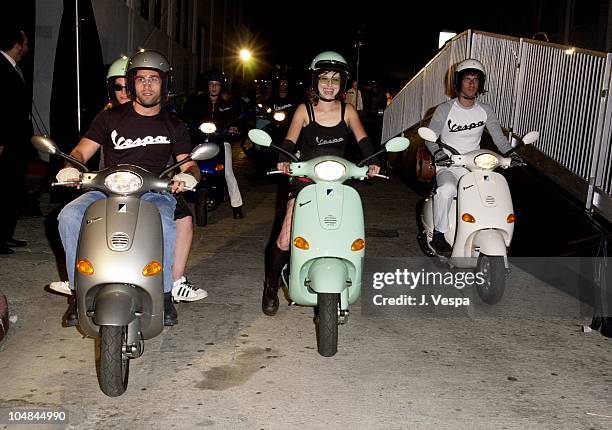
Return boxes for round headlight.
[474,153,499,170]
[199,122,217,134]
[314,160,346,181]
[273,111,286,122]
[104,171,143,194]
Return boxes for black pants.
[0,146,28,242]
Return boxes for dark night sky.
[243,0,548,90]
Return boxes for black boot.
[232,206,244,219]
[65,297,78,327]
[262,245,289,316]
[431,231,452,256]
[262,280,280,316]
[164,292,178,326]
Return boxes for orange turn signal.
[462,213,476,223]
[143,261,162,277]
[507,214,516,223]
[215,164,225,171]
[351,238,365,251]
[76,259,94,276]
[293,236,310,250]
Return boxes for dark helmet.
[309,51,350,95]
[106,55,129,103]
[203,70,227,86]
[453,59,486,94]
[126,49,173,100]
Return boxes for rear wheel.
[98,325,129,397]
[476,255,506,304]
[316,293,339,357]
[195,189,208,226]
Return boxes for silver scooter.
[32,135,218,397]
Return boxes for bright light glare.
[314,161,346,181]
[239,49,252,62]
[105,171,143,193]
[474,153,499,170]
[438,32,457,48]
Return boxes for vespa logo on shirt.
[111,130,171,150]
[315,136,344,146]
[447,119,485,133]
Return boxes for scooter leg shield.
[307,258,349,294]
[472,230,508,258]
[93,285,141,326]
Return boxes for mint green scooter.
[248,129,409,356]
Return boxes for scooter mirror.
[191,142,220,161]
[384,136,410,153]
[248,129,272,147]
[31,135,58,155]
[417,127,437,143]
[522,131,540,145]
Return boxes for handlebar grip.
[52,181,81,186]
[373,173,390,180]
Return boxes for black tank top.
[300,102,349,160]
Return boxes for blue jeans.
[57,191,177,293]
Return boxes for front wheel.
[195,189,208,226]
[98,325,129,397]
[476,255,506,304]
[316,293,339,357]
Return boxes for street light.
[239,48,252,80]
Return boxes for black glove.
[433,149,450,164]
[510,153,524,166]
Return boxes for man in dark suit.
[0,25,32,254]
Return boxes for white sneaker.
[171,277,207,302]
[49,281,72,296]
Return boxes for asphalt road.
[0,144,610,430]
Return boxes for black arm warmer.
[357,137,380,165]
[278,139,296,162]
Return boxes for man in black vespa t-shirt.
[55,50,200,326]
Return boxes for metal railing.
[382,30,612,222]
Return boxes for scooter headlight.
[314,160,346,181]
[104,171,143,194]
[474,153,499,170]
[199,122,217,134]
[273,111,286,122]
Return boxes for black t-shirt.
[85,102,192,176]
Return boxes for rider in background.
[183,71,245,219]
[424,59,512,256]
[261,51,380,316]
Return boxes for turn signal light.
[462,213,476,223]
[351,238,365,251]
[143,261,162,277]
[76,259,94,276]
[215,164,224,171]
[507,214,516,223]
[293,236,310,250]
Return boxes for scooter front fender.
[472,230,507,257]
[308,258,349,294]
[93,284,141,327]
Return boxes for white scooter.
[416,127,539,304]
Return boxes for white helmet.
[309,51,350,94]
[453,59,486,93]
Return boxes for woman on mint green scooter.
[262,51,381,316]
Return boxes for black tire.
[316,293,339,357]
[476,255,506,304]
[195,189,208,226]
[98,325,129,397]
